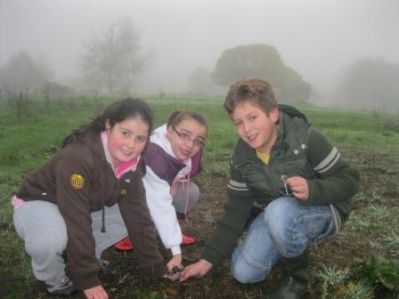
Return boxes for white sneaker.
[46,275,76,296]
[99,258,111,272]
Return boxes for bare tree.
[79,19,149,95]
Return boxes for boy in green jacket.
[181,78,359,299]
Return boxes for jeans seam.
[289,211,304,255]
[329,204,341,235]
[241,244,270,271]
[314,219,335,244]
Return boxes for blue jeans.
[231,197,337,283]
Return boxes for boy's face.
[231,101,279,152]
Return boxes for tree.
[0,51,53,93]
[0,51,53,115]
[212,44,311,103]
[336,57,399,111]
[79,19,149,95]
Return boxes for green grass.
[303,107,399,153]
[1,95,398,298]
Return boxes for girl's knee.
[188,183,200,202]
[25,231,67,258]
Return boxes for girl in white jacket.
[115,111,208,270]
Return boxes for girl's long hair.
[61,98,153,148]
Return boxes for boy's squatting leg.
[231,197,337,284]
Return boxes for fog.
[1,0,399,102]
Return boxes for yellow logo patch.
[120,189,128,196]
[70,173,85,190]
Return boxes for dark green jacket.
[203,105,360,268]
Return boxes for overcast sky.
[1,0,398,97]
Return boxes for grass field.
[0,95,398,298]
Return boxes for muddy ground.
[7,149,399,298]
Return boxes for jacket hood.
[150,124,177,158]
[278,104,309,124]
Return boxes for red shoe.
[181,234,196,246]
[114,237,134,251]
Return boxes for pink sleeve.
[11,195,25,210]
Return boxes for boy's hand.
[180,259,213,281]
[83,285,108,299]
[285,176,309,201]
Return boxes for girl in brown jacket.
[12,98,169,298]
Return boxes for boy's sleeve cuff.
[202,248,223,269]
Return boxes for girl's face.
[231,101,279,152]
[106,117,149,167]
[166,118,207,161]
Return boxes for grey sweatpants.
[172,181,200,216]
[13,200,127,286]
[13,182,199,286]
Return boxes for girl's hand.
[163,254,183,281]
[83,285,108,299]
[167,254,182,271]
[285,176,309,201]
[163,264,184,281]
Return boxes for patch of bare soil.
[21,150,399,298]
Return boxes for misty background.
[1,0,399,110]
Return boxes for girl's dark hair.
[224,78,278,115]
[62,98,153,147]
[166,111,209,131]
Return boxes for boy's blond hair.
[224,78,278,115]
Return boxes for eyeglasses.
[172,127,205,148]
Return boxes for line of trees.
[0,18,149,102]
[1,18,399,112]
[188,45,399,111]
